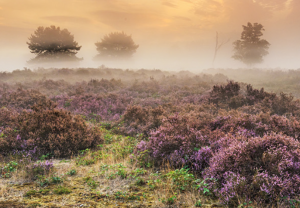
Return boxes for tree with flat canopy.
[27,25,82,63]
[232,22,270,67]
[94,31,139,60]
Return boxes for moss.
[53,186,72,195]
[24,190,37,197]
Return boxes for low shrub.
[1,161,18,178]
[51,175,63,184]
[209,81,241,108]
[0,88,48,110]
[209,112,300,140]
[163,168,195,192]
[203,133,300,206]
[116,105,165,137]
[52,93,131,122]
[0,101,103,157]
[134,113,211,171]
[25,160,54,179]
[208,82,300,117]
[66,169,77,176]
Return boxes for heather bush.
[36,79,72,96]
[19,101,103,157]
[206,68,300,98]
[116,105,165,137]
[208,81,300,117]
[52,93,131,122]
[209,112,300,140]
[87,78,123,92]
[203,133,300,206]
[0,88,48,110]
[266,92,298,116]
[245,84,271,105]
[209,81,241,108]
[0,101,103,157]
[134,113,212,171]
[25,160,54,179]
[129,80,160,94]
[0,107,18,127]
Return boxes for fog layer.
[0,0,299,72]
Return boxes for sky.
[0,0,299,72]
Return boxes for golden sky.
[0,0,299,70]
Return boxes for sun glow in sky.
[0,0,299,71]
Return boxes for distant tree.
[94,31,139,59]
[232,22,270,66]
[212,32,230,67]
[27,25,82,63]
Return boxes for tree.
[212,32,230,67]
[232,22,270,66]
[27,25,82,63]
[95,31,139,59]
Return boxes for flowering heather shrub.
[209,81,241,107]
[116,105,165,137]
[0,88,48,110]
[12,135,39,159]
[132,97,165,108]
[135,113,212,171]
[208,82,300,117]
[0,108,28,155]
[0,72,13,81]
[87,78,123,92]
[204,133,300,206]
[0,107,18,127]
[35,79,72,96]
[245,84,271,105]
[48,78,124,96]
[129,80,160,94]
[52,93,132,122]
[209,112,300,140]
[266,92,298,116]
[38,79,69,91]
[209,129,256,154]
[25,160,54,179]
[0,101,103,157]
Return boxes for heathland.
[1,67,300,207]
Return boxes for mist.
[0,0,300,72]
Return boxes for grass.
[0,129,213,207]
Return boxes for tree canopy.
[27,25,82,63]
[95,31,139,59]
[232,22,270,66]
